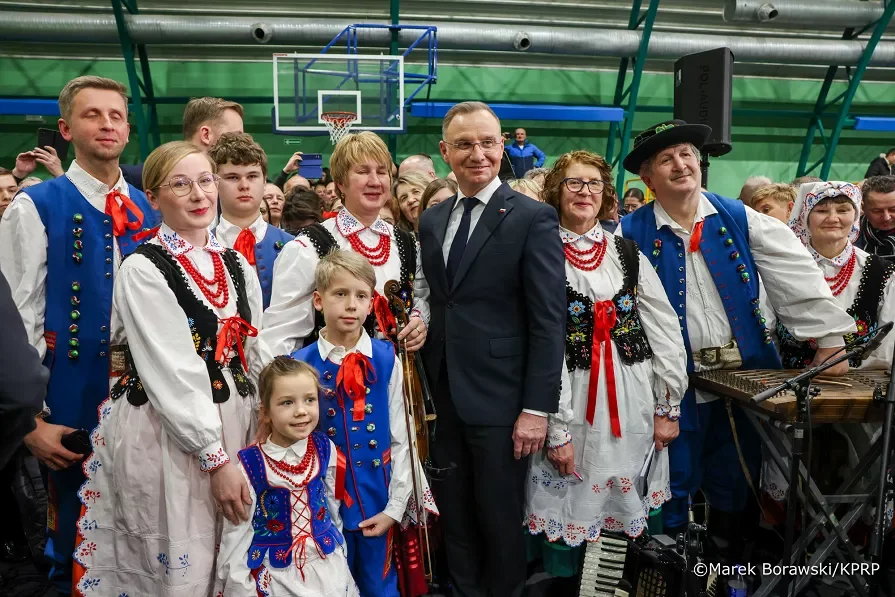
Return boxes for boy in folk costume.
[619,120,856,558]
[0,76,158,593]
[291,250,436,597]
[209,132,294,309]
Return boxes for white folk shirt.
[216,214,269,281]
[216,437,359,597]
[316,328,412,523]
[620,193,857,404]
[261,208,430,359]
[817,246,895,370]
[443,176,547,417]
[0,161,133,358]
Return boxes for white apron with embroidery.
[75,227,264,597]
[525,226,688,546]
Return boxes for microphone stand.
[751,323,893,597]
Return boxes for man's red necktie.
[234,228,257,265]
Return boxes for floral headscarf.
[788,181,862,267]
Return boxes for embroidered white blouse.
[0,161,136,358]
[260,208,430,358]
[620,194,857,403]
[111,223,266,470]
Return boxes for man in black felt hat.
[619,120,855,555]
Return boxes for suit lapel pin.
[499,208,506,214]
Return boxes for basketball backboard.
[273,53,405,135]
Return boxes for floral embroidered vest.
[110,244,255,405]
[777,254,894,368]
[299,223,416,343]
[238,433,344,570]
[565,235,653,371]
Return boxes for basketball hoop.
[321,111,358,145]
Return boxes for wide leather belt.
[693,339,742,370]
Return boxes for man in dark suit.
[0,272,48,470]
[417,101,566,597]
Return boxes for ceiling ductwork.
[2,11,895,66]
[723,0,887,29]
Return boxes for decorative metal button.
[730,251,740,260]
[737,264,746,272]
[760,317,767,325]
[324,388,335,397]
[741,272,751,282]
[99,351,106,357]
[71,296,80,306]
[365,387,370,395]
[364,403,373,414]
[73,240,83,250]
[73,213,84,223]
[68,349,79,359]
[73,227,83,237]
[101,325,107,332]
[753,308,761,316]
[106,245,112,252]
[105,272,112,278]
[103,219,110,225]
[372,458,381,468]
[327,427,337,437]
[679,278,684,284]
[369,439,378,449]
[679,266,684,272]
[324,371,333,381]
[678,253,683,258]
[652,249,660,257]
[105,258,112,264]
[679,304,684,309]
[679,291,684,296]
[72,252,82,263]
[105,233,112,240]
[70,310,80,320]
[275,241,284,250]
[366,423,376,432]
[71,281,81,292]
[327,408,336,418]
[353,444,361,451]
[356,460,363,467]
[351,426,359,432]
[724,238,734,247]
[68,338,79,348]
[719,226,727,235]
[676,241,683,248]
[100,339,107,344]
[69,324,79,334]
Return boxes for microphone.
[847,320,894,356]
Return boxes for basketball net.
[321,111,358,145]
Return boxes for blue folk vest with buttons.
[238,433,344,570]
[622,192,781,431]
[255,224,294,309]
[291,338,395,530]
[28,175,158,431]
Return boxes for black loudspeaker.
[674,47,734,157]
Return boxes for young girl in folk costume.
[525,151,688,585]
[291,250,436,597]
[763,181,895,505]
[75,141,265,596]
[216,357,359,597]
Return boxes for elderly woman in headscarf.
[762,181,895,507]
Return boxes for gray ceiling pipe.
[2,11,895,66]
[723,0,887,28]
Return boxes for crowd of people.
[1,74,894,597]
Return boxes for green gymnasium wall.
[2,57,894,198]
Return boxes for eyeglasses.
[442,138,501,152]
[159,174,220,197]
[563,178,605,194]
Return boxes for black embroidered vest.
[299,223,416,343]
[777,254,895,368]
[565,235,654,371]
[110,244,255,405]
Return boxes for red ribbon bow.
[214,316,258,370]
[234,228,257,265]
[372,292,398,339]
[335,448,354,508]
[585,300,622,438]
[104,189,145,237]
[336,352,376,422]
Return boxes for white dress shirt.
[0,161,133,358]
[620,193,857,404]
[261,207,430,359]
[215,213,269,247]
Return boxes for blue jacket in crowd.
[506,141,546,177]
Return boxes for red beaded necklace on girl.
[825,250,857,297]
[260,440,318,487]
[346,231,390,266]
[159,232,230,308]
[564,237,608,271]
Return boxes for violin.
[383,279,437,582]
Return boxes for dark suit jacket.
[418,182,566,426]
[0,272,49,469]
[865,157,893,178]
[120,163,144,191]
